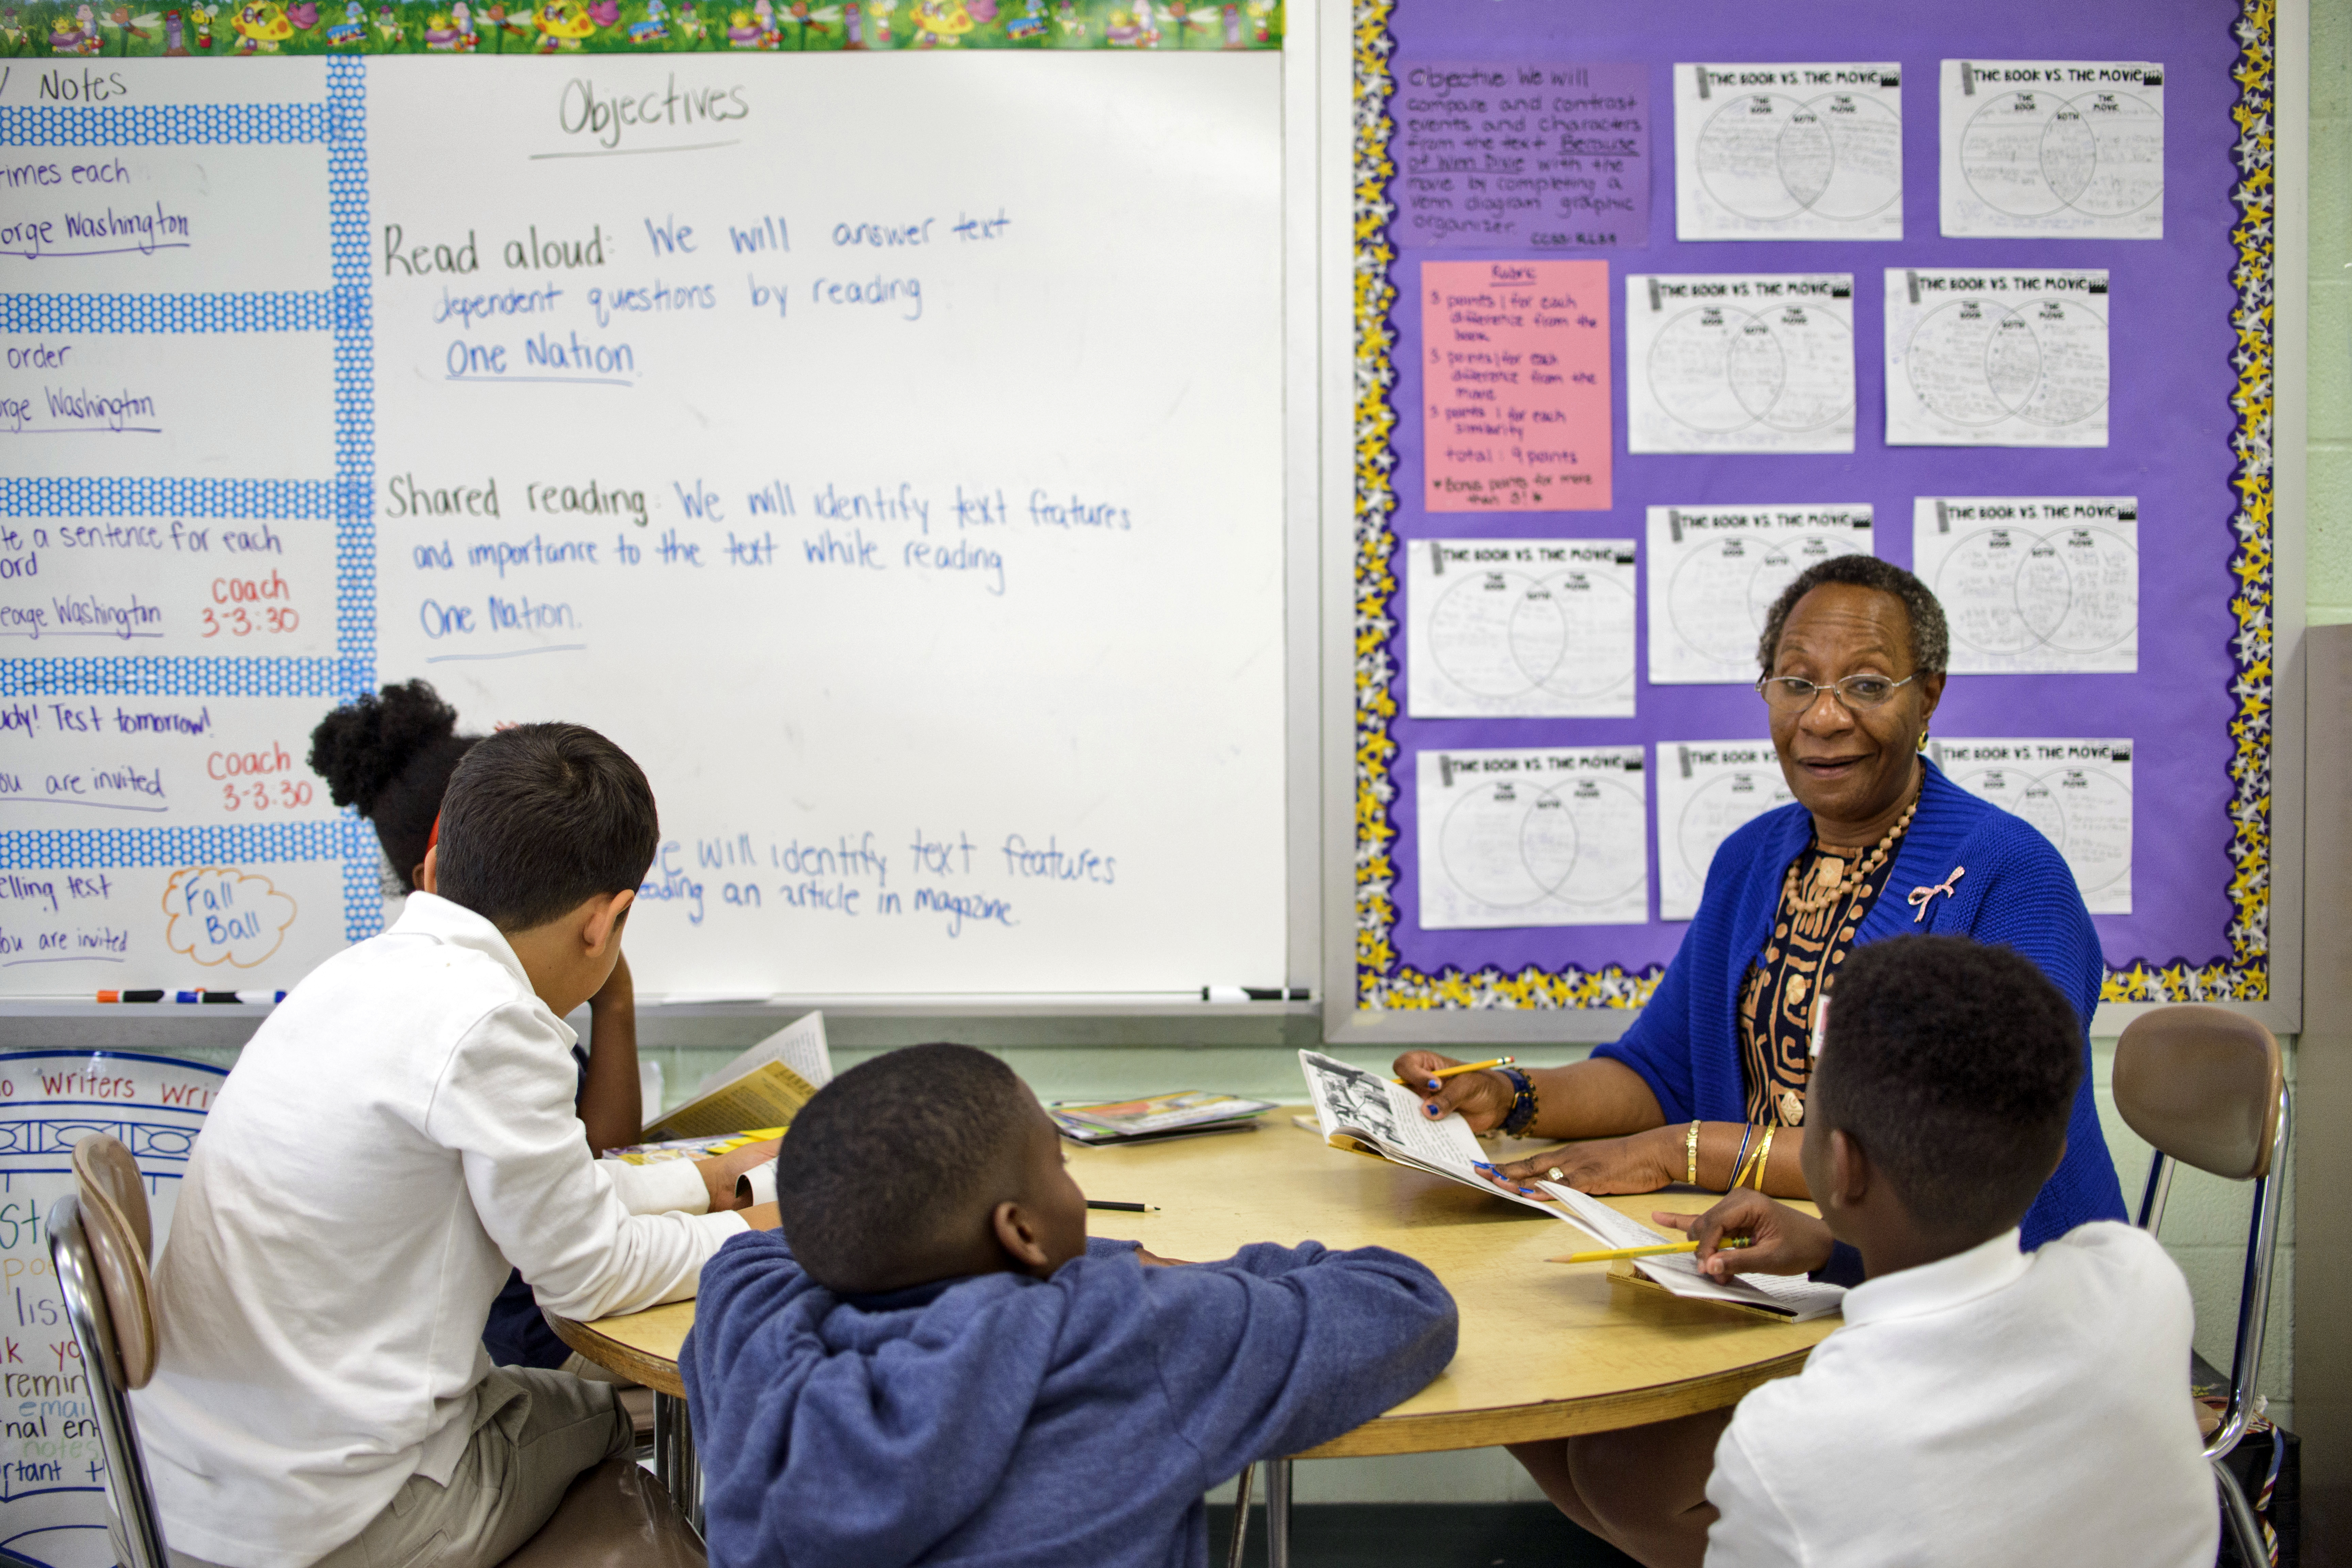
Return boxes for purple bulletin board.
[1350,0,2277,1011]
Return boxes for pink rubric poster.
[1421,258,1612,512]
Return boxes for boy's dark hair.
[1812,936,2082,1242]
[1757,554,1950,678]
[775,1043,1040,1294]
[308,680,478,892]
[434,723,659,931]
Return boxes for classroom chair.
[2114,1004,2292,1567]
[48,1133,707,1568]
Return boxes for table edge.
[1294,1346,1816,1456]
[547,1310,687,1399]
[549,1310,1816,1452]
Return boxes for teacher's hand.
[1655,1190,1835,1280]
[1489,1128,1678,1196]
[1391,1051,1516,1133]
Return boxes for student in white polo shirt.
[1660,935,2216,1568]
[137,722,780,1568]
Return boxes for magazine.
[1541,1184,1847,1323]
[639,1012,830,1141]
[1050,1091,1276,1145]
[1299,1050,1845,1322]
[1297,1050,1567,1219]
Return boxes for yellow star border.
[1350,0,2275,1012]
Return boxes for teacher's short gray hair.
[1756,555,1949,678]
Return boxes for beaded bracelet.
[1497,1067,1539,1137]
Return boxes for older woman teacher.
[1394,556,2127,1568]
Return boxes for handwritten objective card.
[1914,497,2138,674]
[1407,538,1637,717]
[1655,742,1795,921]
[1393,63,1650,249]
[1884,270,2110,447]
[1929,739,2134,912]
[1645,504,1874,684]
[1941,61,2163,239]
[1627,274,1855,454]
[1423,260,1612,513]
[1675,63,1903,241]
[1417,747,1649,928]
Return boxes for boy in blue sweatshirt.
[683,1043,1460,1568]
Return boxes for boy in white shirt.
[1661,935,2218,1568]
[138,723,779,1568]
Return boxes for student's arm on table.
[1142,1242,1458,1479]
[577,953,643,1155]
[436,1002,759,1321]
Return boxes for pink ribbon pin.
[1908,866,1965,923]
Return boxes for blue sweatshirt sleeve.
[1139,1240,1457,1478]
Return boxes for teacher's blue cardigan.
[1593,760,2127,1250]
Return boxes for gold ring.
[1547,1167,1564,1182]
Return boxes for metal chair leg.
[676,1396,703,1534]
[652,1392,675,1497]
[1223,1462,1255,1568]
[1264,1457,1292,1568]
[2217,1458,2268,1565]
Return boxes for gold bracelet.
[1748,1125,1778,1190]
[1685,1120,1702,1187]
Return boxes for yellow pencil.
[1547,1238,1753,1264]
[1393,1055,1515,1085]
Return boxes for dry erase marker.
[1201,986,1310,1003]
[1393,1055,1513,1085]
[96,989,166,1003]
[170,990,286,1004]
[1086,1200,1158,1213]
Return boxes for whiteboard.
[1,53,1294,1000]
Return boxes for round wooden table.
[552,1110,1839,1551]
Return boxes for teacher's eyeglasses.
[1755,673,1917,712]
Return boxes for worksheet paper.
[1416,747,1649,928]
[1914,497,2139,674]
[1645,504,1874,684]
[1941,60,2164,239]
[1674,63,1903,241]
[1655,742,1796,921]
[1928,739,2133,912]
[1422,258,1612,512]
[1884,269,2110,448]
[1627,274,1855,453]
[1408,538,1637,717]
[1392,62,1652,250]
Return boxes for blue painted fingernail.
[1426,1079,1442,1090]
[1424,1102,1439,1116]
[1472,1161,1492,1171]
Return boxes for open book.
[1540,1184,1846,1323]
[1300,1050,1844,1323]
[639,1012,832,1142]
[1298,1050,1569,1220]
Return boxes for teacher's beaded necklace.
[1781,786,1918,916]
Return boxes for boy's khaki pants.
[155,1367,633,1568]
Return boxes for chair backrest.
[50,1180,173,1568]
[2112,1004,2283,1181]
[70,1134,160,1389]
